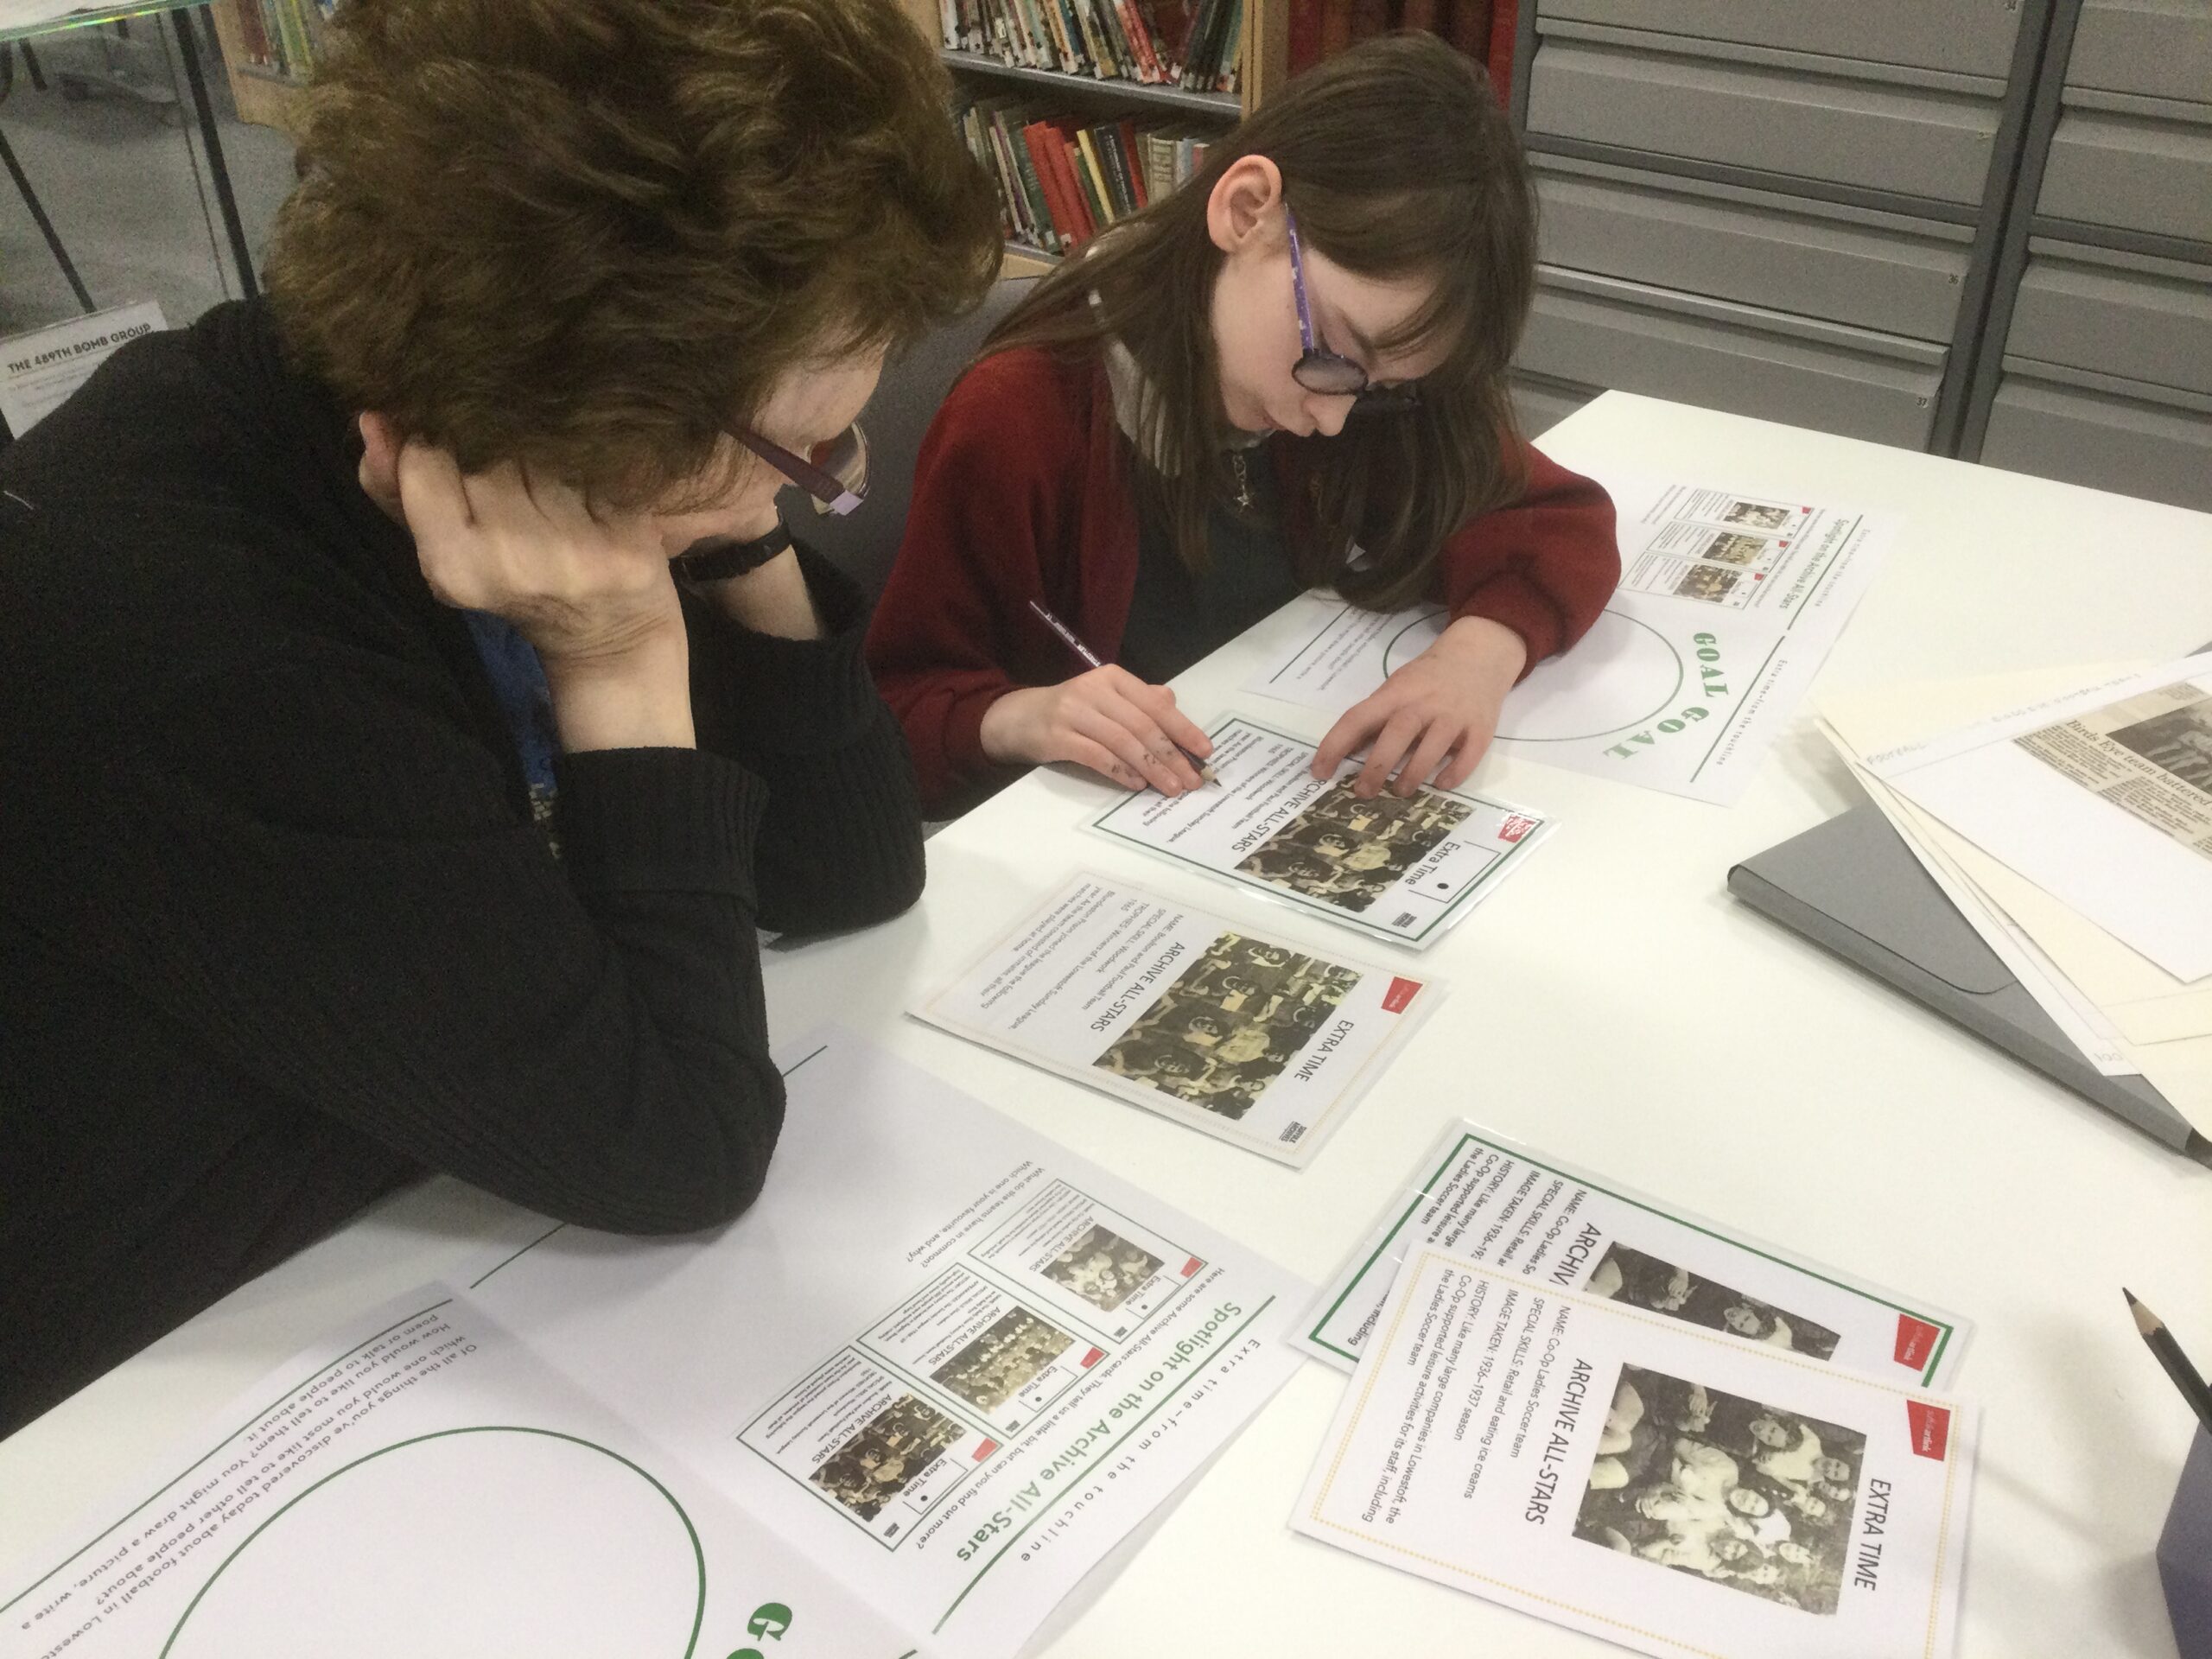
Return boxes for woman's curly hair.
[267,0,1001,509]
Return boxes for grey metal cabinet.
[1966,0,2212,510]
[1509,0,2212,513]
[1507,0,2044,446]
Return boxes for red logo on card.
[974,1439,1000,1460]
[1894,1315,1940,1371]
[1383,976,1421,1013]
[1180,1256,1203,1277]
[1498,815,1536,843]
[1081,1347,1104,1368]
[1905,1402,1950,1460]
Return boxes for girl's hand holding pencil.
[980,664,1216,797]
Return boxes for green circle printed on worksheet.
[1382,608,1685,744]
[162,1427,705,1659]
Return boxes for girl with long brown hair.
[867,33,1620,817]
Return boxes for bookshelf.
[904,0,1286,272]
[207,0,309,139]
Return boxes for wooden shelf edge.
[943,48,1241,118]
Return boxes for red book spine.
[1023,121,1084,247]
[1484,0,1517,102]
[1444,0,1490,57]
[1116,0,1160,79]
[1045,125,1099,244]
[1317,0,1352,59]
[1287,0,1322,72]
[1115,118,1148,209]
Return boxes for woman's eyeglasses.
[733,423,870,515]
[1285,207,1420,416]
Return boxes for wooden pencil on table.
[2126,1287,2212,1437]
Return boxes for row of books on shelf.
[957,97,1216,257]
[226,0,335,81]
[944,0,1241,93]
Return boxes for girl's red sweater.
[866,346,1622,816]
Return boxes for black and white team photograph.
[1234,785,1475,914]
[1093,931,1363,1119]
[1587,1242,1843,1361]
[1573,1363,1867,1614]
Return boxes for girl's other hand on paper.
[1313,615,1527,798]
[980,665,1213,796]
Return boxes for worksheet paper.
[454,1031,1307,1657]
[1294,1249,1975,1659]
[1298,1122,1967,1389]
[1087,715,1549,950]
[912,874,1438,1166]
[0,1032,1308,1659]
[1866,653,2212,984]
[0,1294,912,1659]
[0,302,164,438]
[1243,475,1891,804]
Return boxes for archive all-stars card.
[1295,1250,1974,1659]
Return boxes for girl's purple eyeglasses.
[1285,207,1420,415]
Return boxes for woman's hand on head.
[978,664,1213,796]
[362,413,694,752]
[1312,614,1527,798]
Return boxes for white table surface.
[5,391,2209,1656]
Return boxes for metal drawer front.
[1534,158,1971,340]
[2039,107,2212,244]
[2069,0,2212,106]
[1518,277,1945,448]
[1540,0,2025,80]
[1981,367,2212,511]
[1526,39,2003,204]
[2008,243,2212,398]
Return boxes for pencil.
[1025,599,1219,787]
[2125,1287,2212,1438]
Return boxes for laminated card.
[1294,1249,1975,1658]
[1299,1121,1967,1389]
[1088,715,1549,950]
[912,874,1440,1166]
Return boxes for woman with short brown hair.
[0,0,997,1436]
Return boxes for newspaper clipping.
[1299,1122,1965,1387]
[2016,677,2212,864]
[1868,652,2212,982]
[914,875,1433,1165]
[1294,1251,1974,1659]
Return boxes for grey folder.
[1728,798,2208,1161]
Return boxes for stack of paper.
[1821,652,2212,1140]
